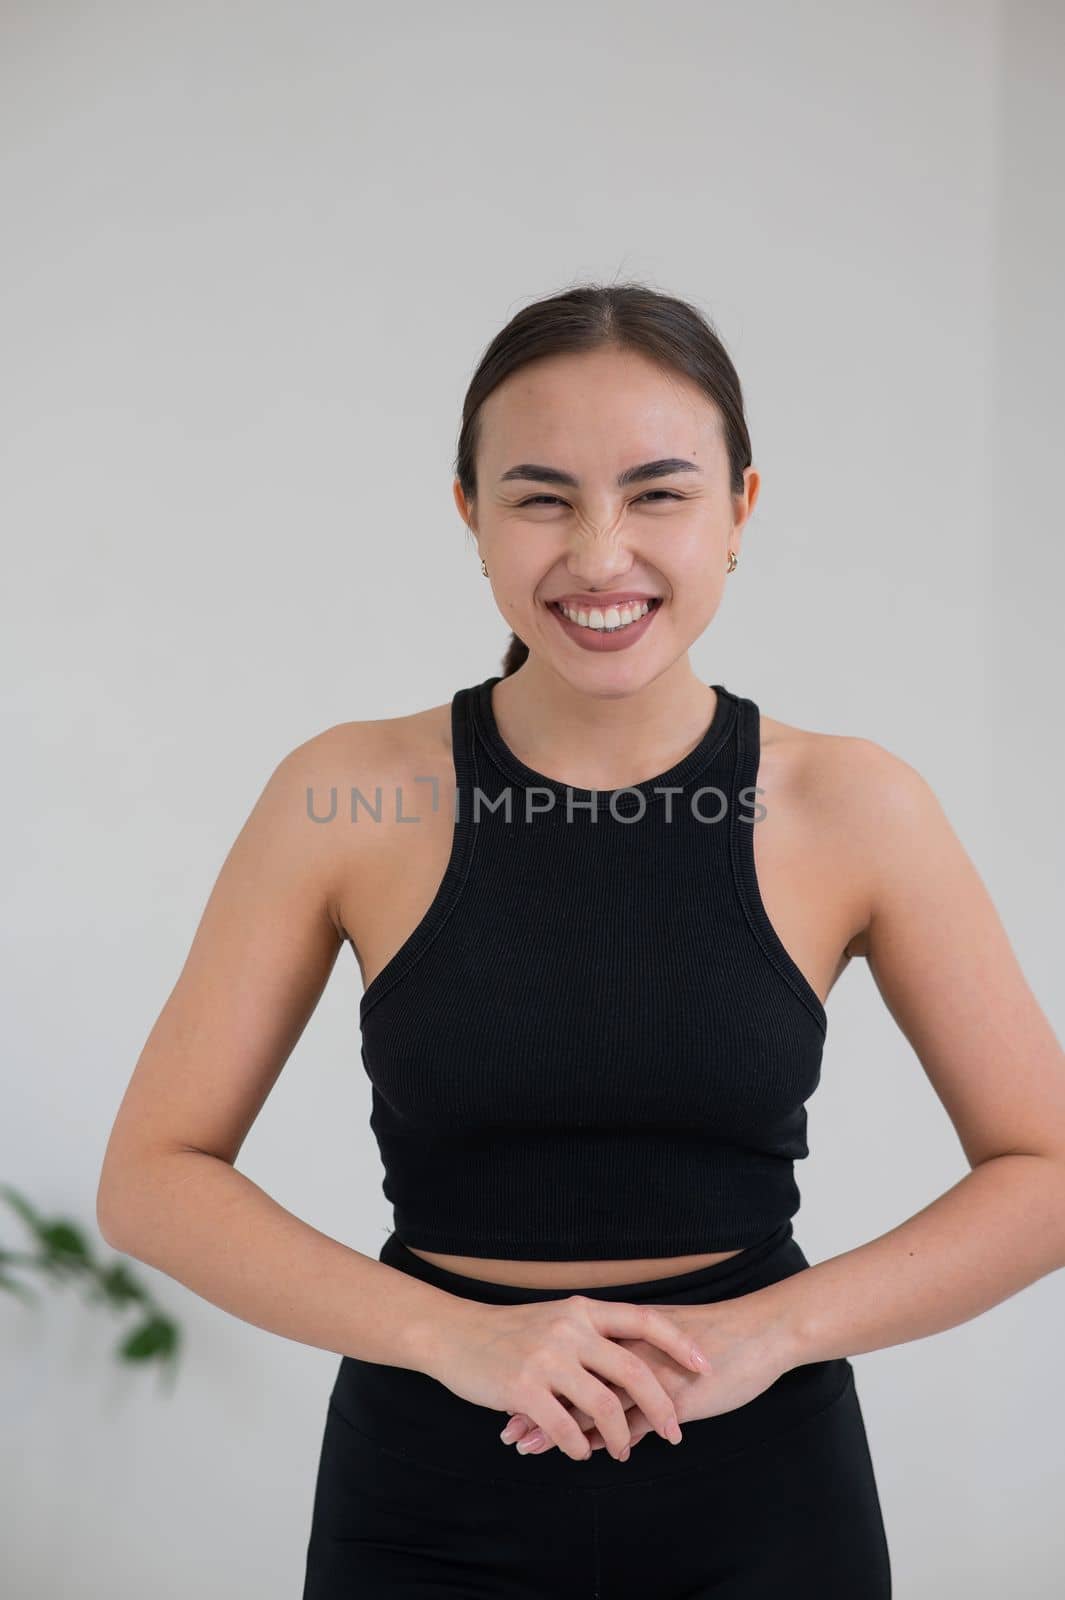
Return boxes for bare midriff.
[404,1245,746,1289]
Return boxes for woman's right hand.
[421,1293,711,1462]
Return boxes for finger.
[514,1376,639,1465]
[559,1368,642,1460]
[516,1390,638,1455]
[576,1409,639,1455]
[544,1383,633,1440]
[586,1400,660,1454]
[503,1380,634,1452]
[571,1388,634,1437]
[502,1392,586,1448]
[584,1336,685,1446]
[628,1413,657,1447]
[583,1297,711,1376]
[513,1387,593,1463]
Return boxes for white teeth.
[558,599,653,631]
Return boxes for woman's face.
[454,344,758,689]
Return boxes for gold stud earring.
[480,558,489,577]
[726,549,738,573]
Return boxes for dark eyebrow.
[498,458,702,489]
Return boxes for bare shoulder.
[273,697,455,929]
[282,697,453,791]
[758,705,937,961]
[760,707,930,814]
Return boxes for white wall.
[2,2,1061,1593]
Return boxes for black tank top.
[357,675,827,1261]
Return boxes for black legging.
[303,1222,892,1597]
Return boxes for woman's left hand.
[499,1297,793,1455]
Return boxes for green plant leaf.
[120,1315,179,1363]
[1,1184,45,1228]
[2,1184,184,1377]
[0,1271,39,1303]
[41,1221,92,1264]
[93,1260,151,1308]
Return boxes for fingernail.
[500,1421,521,1444]
[690,1346,710,1368]
[667,1418,683,1445]
[517,1432,544,1453]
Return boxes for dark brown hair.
[454,281,753,678]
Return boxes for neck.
[490,658,720,791]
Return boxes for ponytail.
[500,632,529,678]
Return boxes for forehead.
[478,346,723,469]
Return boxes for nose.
[563,524,637,589]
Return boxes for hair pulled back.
[454,282,752,678]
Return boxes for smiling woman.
[455,291,755,685]
[299,285,897,1596]
[96,281,1065,1600]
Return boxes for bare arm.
[97,721,710,1468]
[751,740,1065,1366]
[95,725,452,1373]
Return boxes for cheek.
[688,586,729,635]
[659,565,728,635]
[493,549,559,606]
[489,573,549,632]
[666,532,729,592]
[667,521,724,561]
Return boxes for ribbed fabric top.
[357,674,828,1260]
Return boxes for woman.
[98,284,1065,1598]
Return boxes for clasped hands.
[499,1296,791,1460]
[430,1286,795,1467]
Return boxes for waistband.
[378,1220,798,1306]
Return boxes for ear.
[730,466,760,556]
[453,477,475,532]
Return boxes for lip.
[548,595,662,653]
[548,592,662,608]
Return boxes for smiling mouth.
[550,597,663,634]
